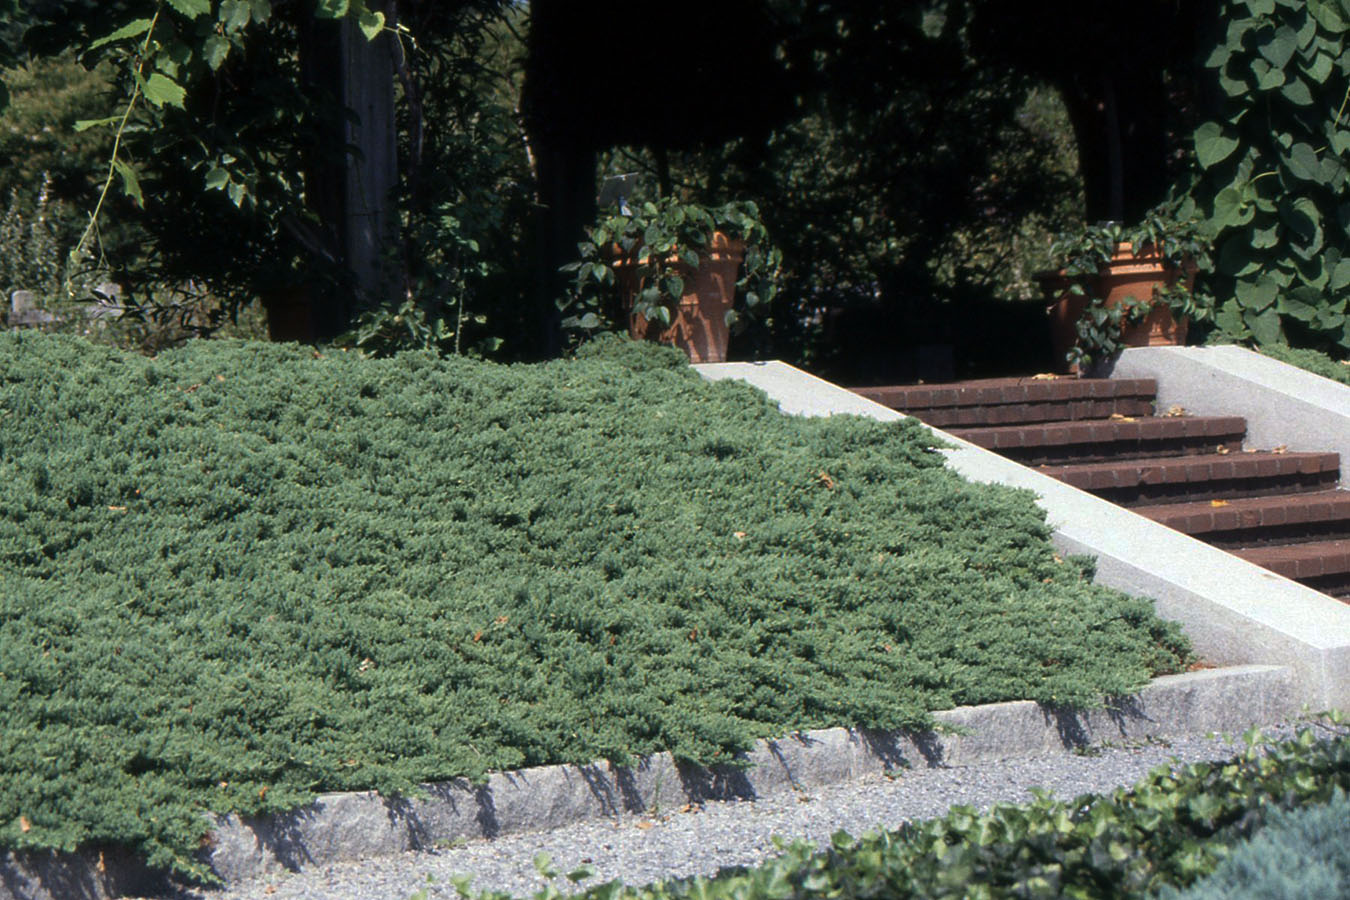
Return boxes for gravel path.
[133,720,1336,900]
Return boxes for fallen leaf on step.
[1164,405,1187,417]
[1210,500,1229,507]
[1031,373,1060,380]
[1109,413,1136,421]
[1215,445,1230,454]
[1272,445,1288,454]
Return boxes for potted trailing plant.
[562,197,780,363]
[1039,198,1213,372]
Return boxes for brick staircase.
[852,376,1350,601]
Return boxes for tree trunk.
[328,15,399,337]
[274,11,399,343]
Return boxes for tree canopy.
[8,0,1347,369]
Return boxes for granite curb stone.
[0,665,1298,900]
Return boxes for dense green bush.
[1163,787,1350,900]
[0,333,1188,879]
[1193,0,1350,350]
[461,726,1349,900]
[1258,342,1350,386]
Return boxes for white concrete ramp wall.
[695,360,1350,711]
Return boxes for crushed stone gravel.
[128,719,1335,900]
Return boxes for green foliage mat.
[1258,344,1350,387]
[0,333,1188,878]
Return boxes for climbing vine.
[1193,0,1350,350]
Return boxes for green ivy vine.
[1193,0,1350,350]
[64,0,389,274]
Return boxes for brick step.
[1044,451,1342,507]
[948,416,1246,465]
[1133,490,1350,548]
[851,377,1158,428]
[1234,540,1350,595]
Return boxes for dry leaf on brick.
[1272,444,1289,454]
[1210,500,1230,507]
[1109,413,1136,421]
[1216,445,1230,454]
[1164,405,1187,417]
[1031,373,1060,380]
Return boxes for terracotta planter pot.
[611,231,746,363]
[1038,242,1194,372]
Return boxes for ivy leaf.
[1252,223,1281,248]
[1331,258,1350,291]
[1251,58,1287,90]
[1236,278,1279,311]
[1308,0,1347,31]
[141,72,186,108]
[1243,305,1283,344]
[357,8,385,40]
[1242,0,1274,14]
[220,0,252,32]
[1214,300,1249,337]
[1219,70,1250,98]
[112,158,144,207]
[1316,305,1345,330]
[73,116,121,132]
[165,0,211,18]
[1205,43,1231,68]
[88,17,153,51]
[1258,25,1299,68]
[250,0,273,21]
[1281,76,1314,106]
[1285,142,1321,180]
[1194,122,1239,169]
[1279,291,1319,321]
[314,0,349,17]
[204,166,230,191]
[1281,196,1322,244]
[1212,187,1253,229]
[1304,50,1334,83]
[202,34,230,70]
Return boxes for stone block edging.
[0,665,1297,900]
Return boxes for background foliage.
[1193,0,1350,352]
[0,333,1188,878]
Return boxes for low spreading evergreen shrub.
[0,332,1189,879]
[1257,344,1350,387]
[1162,787,1350,900]
[457,726,1349,900]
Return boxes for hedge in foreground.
[1164,787,1350,900]
[465,726,1349,900]
[0,333,1188,879]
